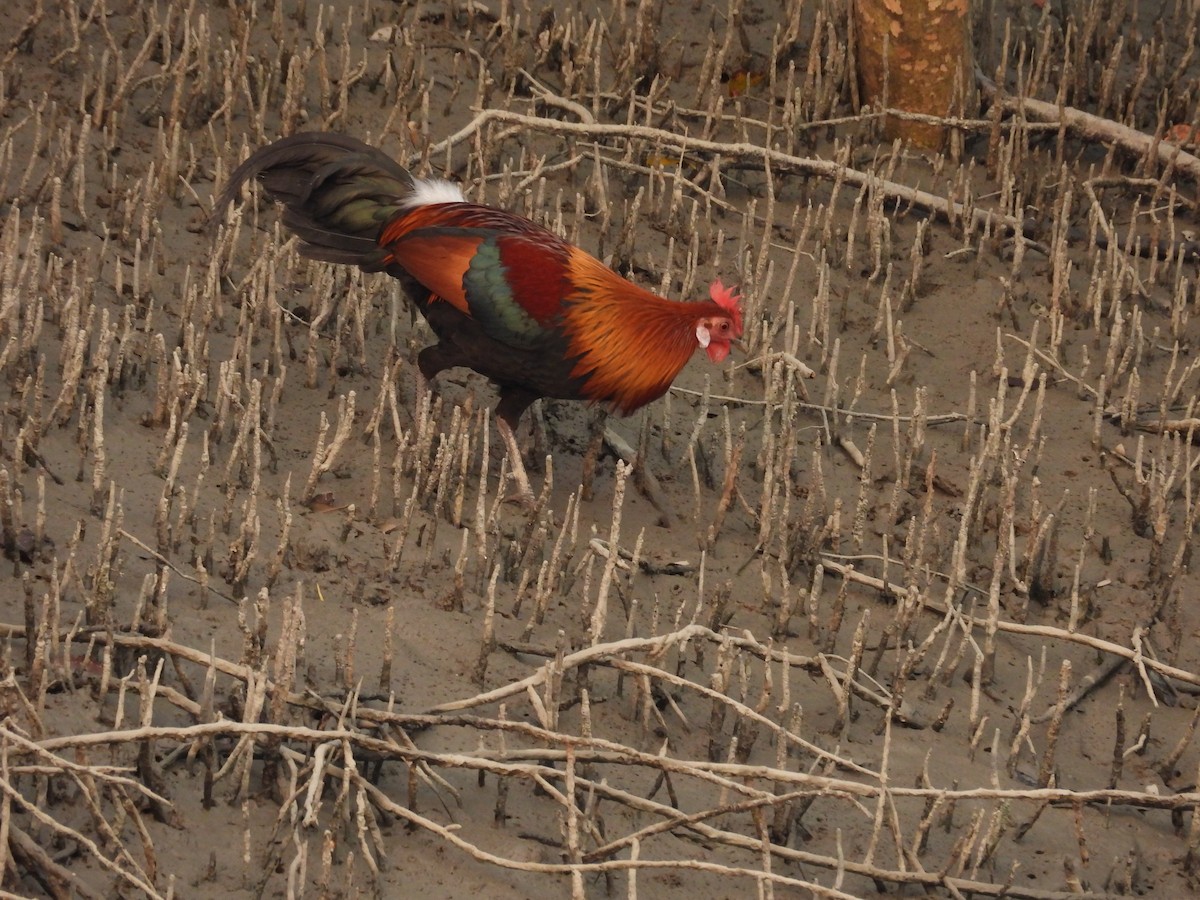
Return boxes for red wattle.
[707,342,730,363]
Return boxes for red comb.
[710,279,744,335]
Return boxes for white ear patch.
[696,323,711,348]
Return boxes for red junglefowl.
[212,132,743,504]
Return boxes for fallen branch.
[978,73,1200,183]
[418,108,1027,236]
[818,557,1200,690]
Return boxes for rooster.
[212,132,743,504]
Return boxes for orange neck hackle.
[561,251,742,413]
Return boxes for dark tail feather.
[211,132,416,271]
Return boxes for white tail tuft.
[404,177,466,207]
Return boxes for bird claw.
[504,481,561,528]
[501,459,541,513]
[503,487,540,513]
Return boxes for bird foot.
[500,455,541,512]
[503,479,561,528]
[503,485,540,512]
[496,417,544,514]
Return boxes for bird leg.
[492,390,543,510]
[495,416,538,509]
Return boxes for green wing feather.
[463,240,547,349]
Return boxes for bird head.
[696,279,744,362]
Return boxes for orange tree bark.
[854,0,973,151]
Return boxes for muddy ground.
[3,0,1200,897]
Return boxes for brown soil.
[2,1,1200,898]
